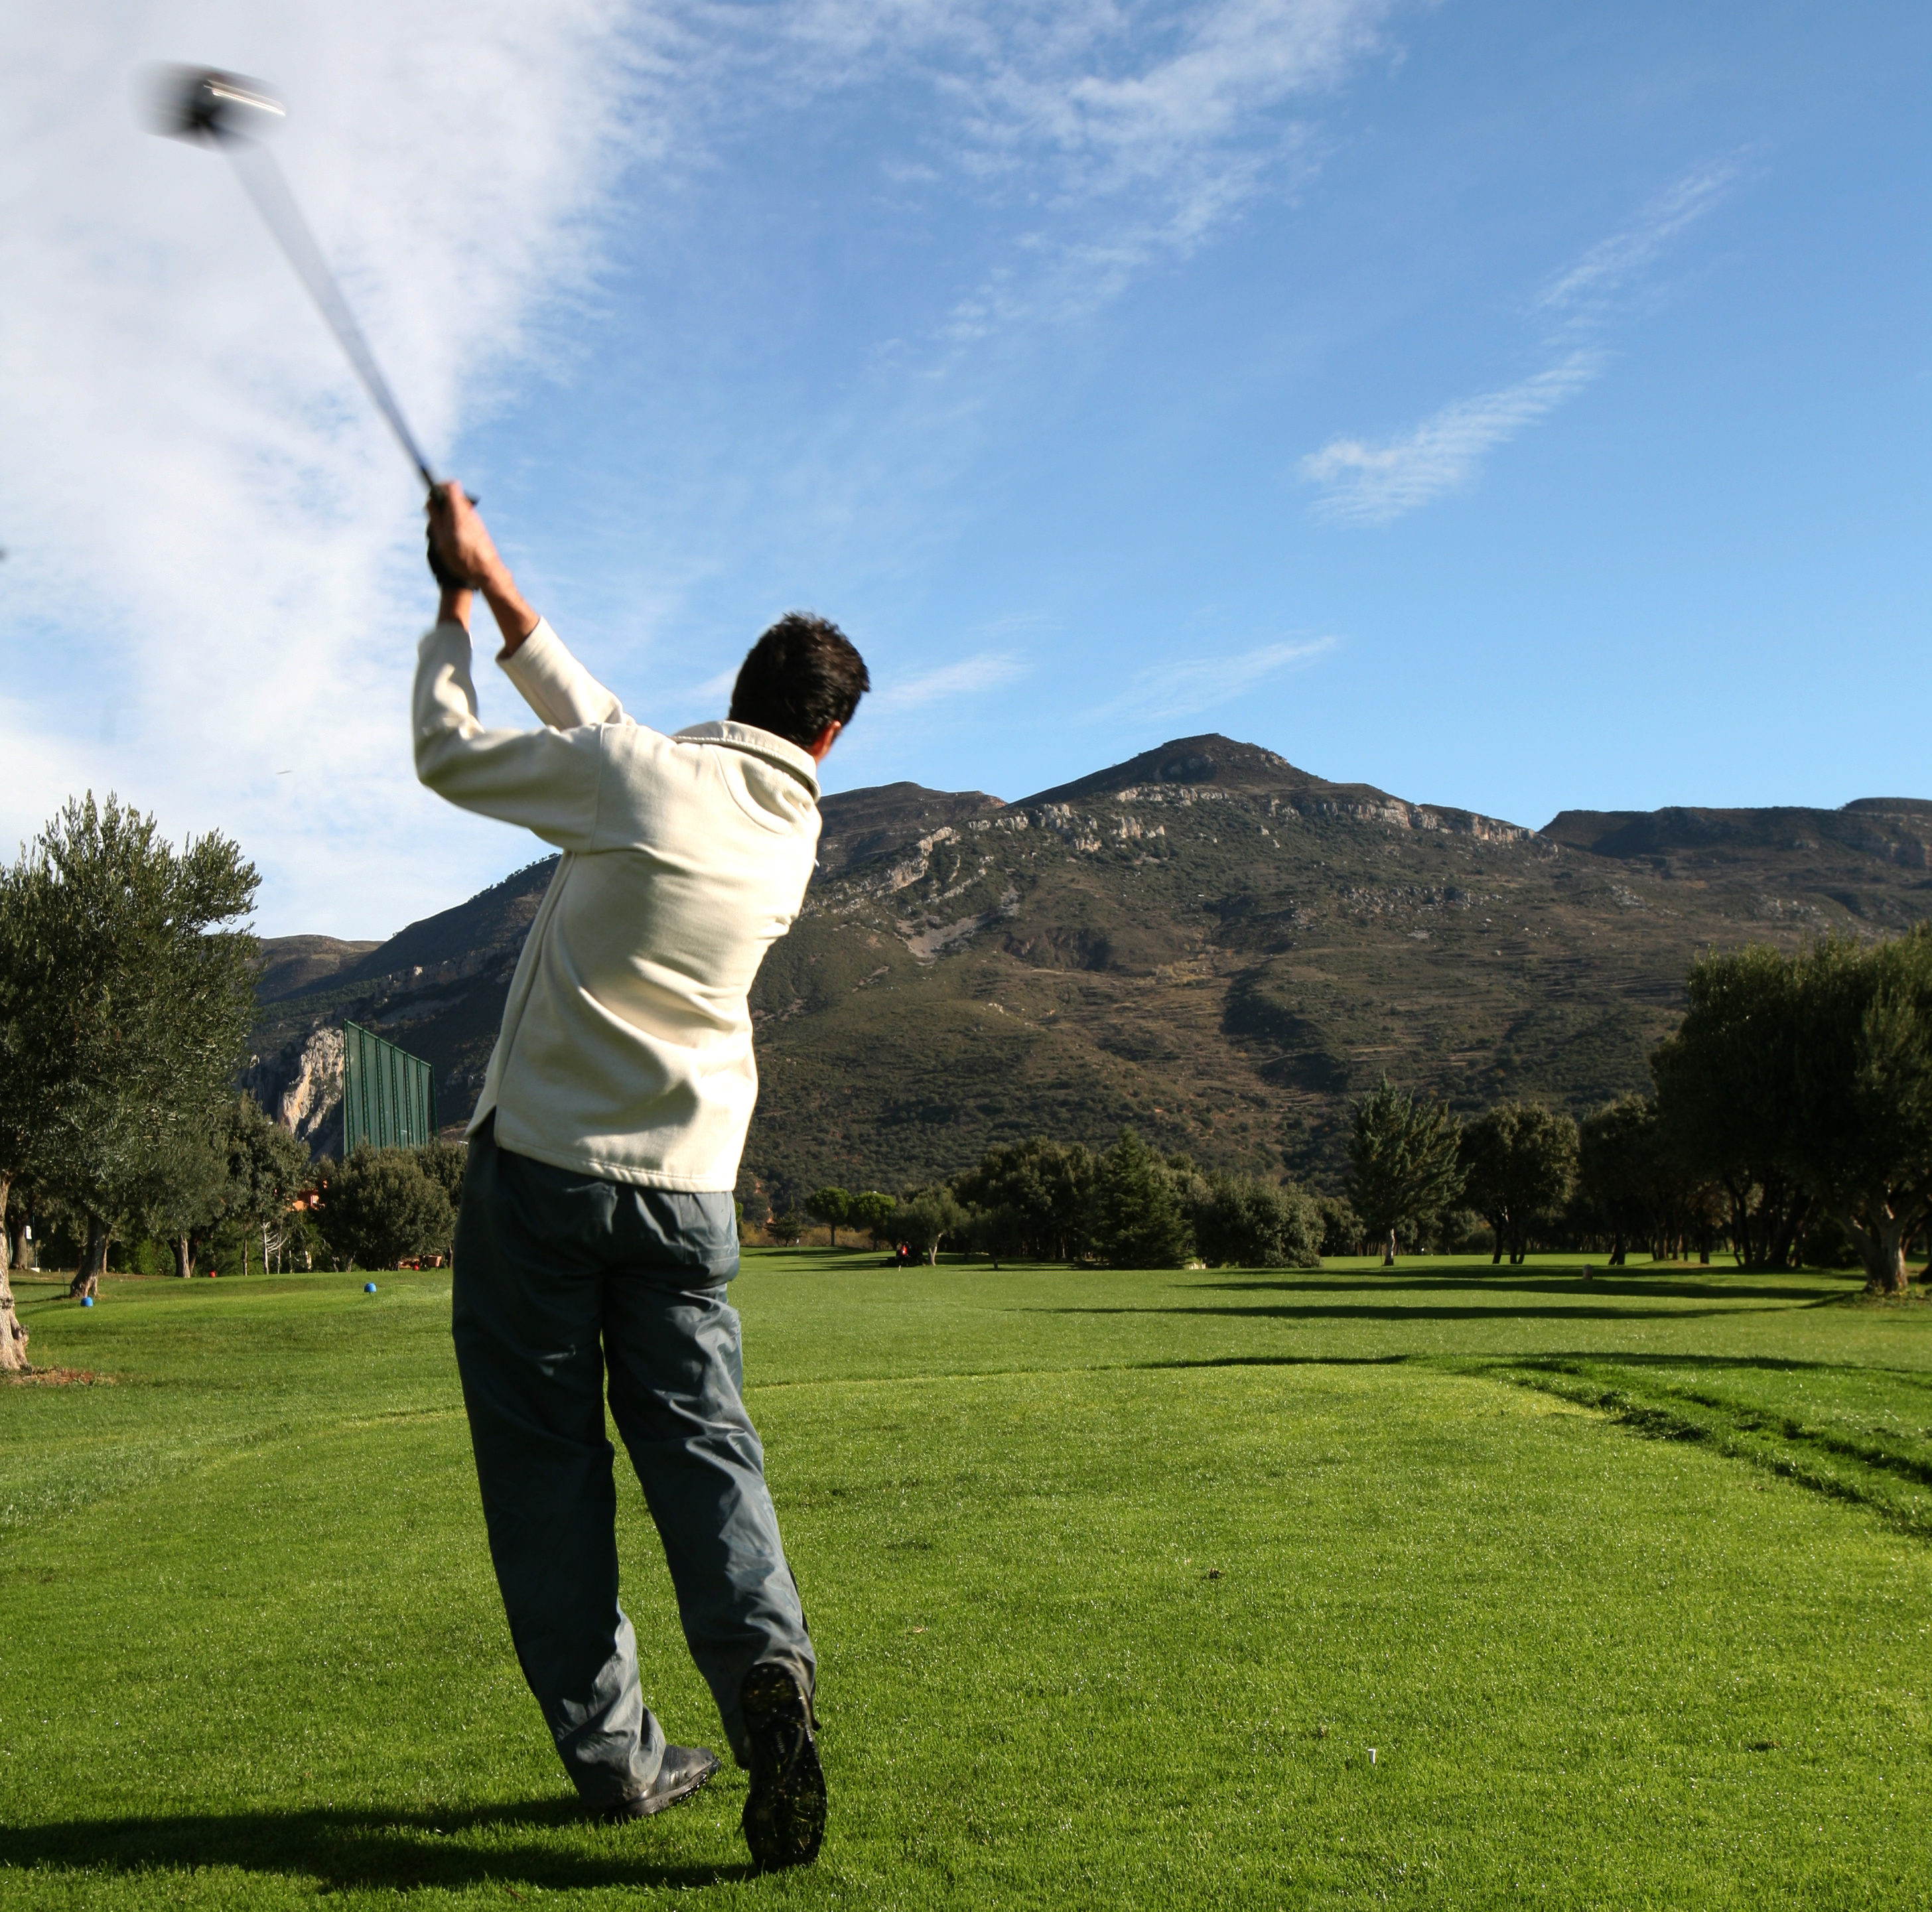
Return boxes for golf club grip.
[222,137,438,487]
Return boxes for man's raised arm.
[427,484,628,732]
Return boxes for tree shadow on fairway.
[1497,1351,1913,1377]
[1036,1300,1763,1324]
[7,1800,752,1893]
[1188,1273,1848,1305]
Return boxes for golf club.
[141,65,443,494]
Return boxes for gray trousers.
[451,1117,813,1807]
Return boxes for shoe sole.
[741,1663,826,1870]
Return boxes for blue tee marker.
[364,1282,378,1294]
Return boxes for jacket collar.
[674,720,821,799]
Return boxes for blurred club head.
[141,65,286,145]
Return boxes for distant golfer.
[417,486,864,1868]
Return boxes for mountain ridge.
[249,736,1932,1194]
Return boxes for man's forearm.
[433,570,537,656]
[480,569,541,659]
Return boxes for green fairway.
[3,1255,1929,1909]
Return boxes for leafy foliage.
[417,1140,469,1209]
[316,1146,455,1271]
[1782,929,1932,1293]
[891,1188,965,1264]
[951,1137,1096,1262]
[849,1190,898,1246]
[1653,945,1817,1271]
[1088,1129,1192,1269]
[805,1186,853,1246]
[0,795,259,1288]
[1184,1172,1322,1268]
[1458,1102,1580,1265]
[1345,1078,1464,1257]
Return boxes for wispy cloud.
[1536,158,1744,316]
[872,649,1030,714]
[1088,635,1336,722]
[1300,352,1601,525]
[1300,159,1742,527]
[717,0,1402,335]
[0,0,1403,935]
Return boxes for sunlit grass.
[3,1253,1928,1907]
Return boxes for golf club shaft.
[220,135,437,490]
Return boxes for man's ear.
[806,720,842,764]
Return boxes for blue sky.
[3,2,1927,936]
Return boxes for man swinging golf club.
[416,484,864,1867]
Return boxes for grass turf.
[3,1253,1929,1908]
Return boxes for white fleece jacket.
[413,617,821,1191]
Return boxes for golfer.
[416,486,864,1868]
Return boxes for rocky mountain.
[249,736,1932,1199]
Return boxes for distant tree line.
[1331,930,1932,1294]
[771,931,1932,1296]
[780,1131,1328,1271]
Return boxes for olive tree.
[805,1186,853,1247]
[0,796,259,1300]
[892,1188,965,1266]
[1652,947,1813,1270]
[1458,1102,1579,1266]
[1784,930,1932,1296]
[1346,1077,1464,1264]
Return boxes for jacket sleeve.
[413,622,603,849]
[499,619,632,730]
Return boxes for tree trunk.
[0,1170,10,1270]
[1847,1209,1911,1298]
[1722,1177,1752,1267]
[68,1217,109,1298]
[174,1234,193,1280]
[1383,1229,1397,1266]
[0,1248,28,1373]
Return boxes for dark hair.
[728,612,869,751]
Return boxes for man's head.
[729,613,868,762]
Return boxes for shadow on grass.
[1493,1351,1932,1380]
[7,1801,752,1892]
[1119,1347,1932,1537]
[1038,1302,1761,1324]
[1125,1350,1924,1383]
[1188,1274,1847,1305]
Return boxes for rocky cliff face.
[242,1026,345,1158]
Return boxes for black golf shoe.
[740,1662,825,1870]
[601,1744,722,1821]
